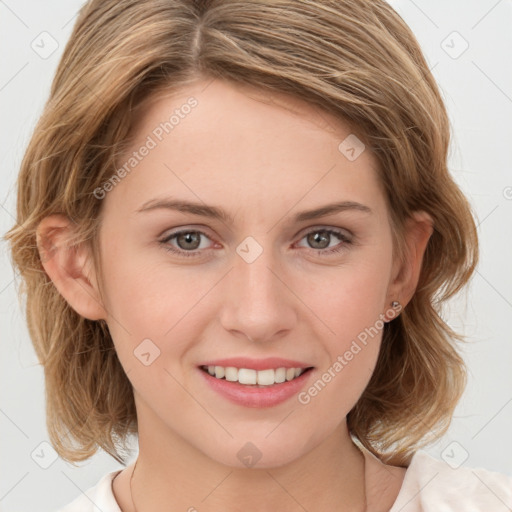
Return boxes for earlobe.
[36,214,107,321]
[386,211,434,313]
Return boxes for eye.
[160,229,214,258]
[295,228,352,256]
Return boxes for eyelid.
[295,224,353,240]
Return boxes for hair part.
[5,0,478,467]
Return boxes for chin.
[201,435,311,470]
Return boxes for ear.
[385,211,434,316]
[36,214,107,321]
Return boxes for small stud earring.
[384,300,402,323]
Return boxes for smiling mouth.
[200,365,314,386]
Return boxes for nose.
[219,243,297,344]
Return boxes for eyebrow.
[135,197,373,224]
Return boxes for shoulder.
[389,449,512,512]
[56,470,123,512]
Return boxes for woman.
[5,0,511,510]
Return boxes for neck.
[128,408,367,512]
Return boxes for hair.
[4,0,478,467]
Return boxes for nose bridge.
[237,247,280,302]
[220,238,296,341]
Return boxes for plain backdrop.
[1,1,511,511]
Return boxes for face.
[95,77,398,468]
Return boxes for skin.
[37,77,433,511]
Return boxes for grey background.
[1,1,511,511]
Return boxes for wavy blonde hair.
[4,0,478,467]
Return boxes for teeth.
[275,367,286,383]
[257,369,275,386]
[238,368,257,385]
[203,365,308,386]
[225,366,238,382]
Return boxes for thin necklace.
[129,445,367,511]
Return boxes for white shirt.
[57,449,512,511]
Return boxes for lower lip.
[198,367,314,408]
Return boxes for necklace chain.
[128,444,367,511]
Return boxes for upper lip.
[199,357,313,371]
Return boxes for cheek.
[98,229,181,324]
[95,236,174,360]
[101,270,196,355]
[308,254,392,346]
[297,268,388,425]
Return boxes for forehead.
[103,77,387,223]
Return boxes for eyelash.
[159,228,352,259]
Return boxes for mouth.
[199,365,314,387]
